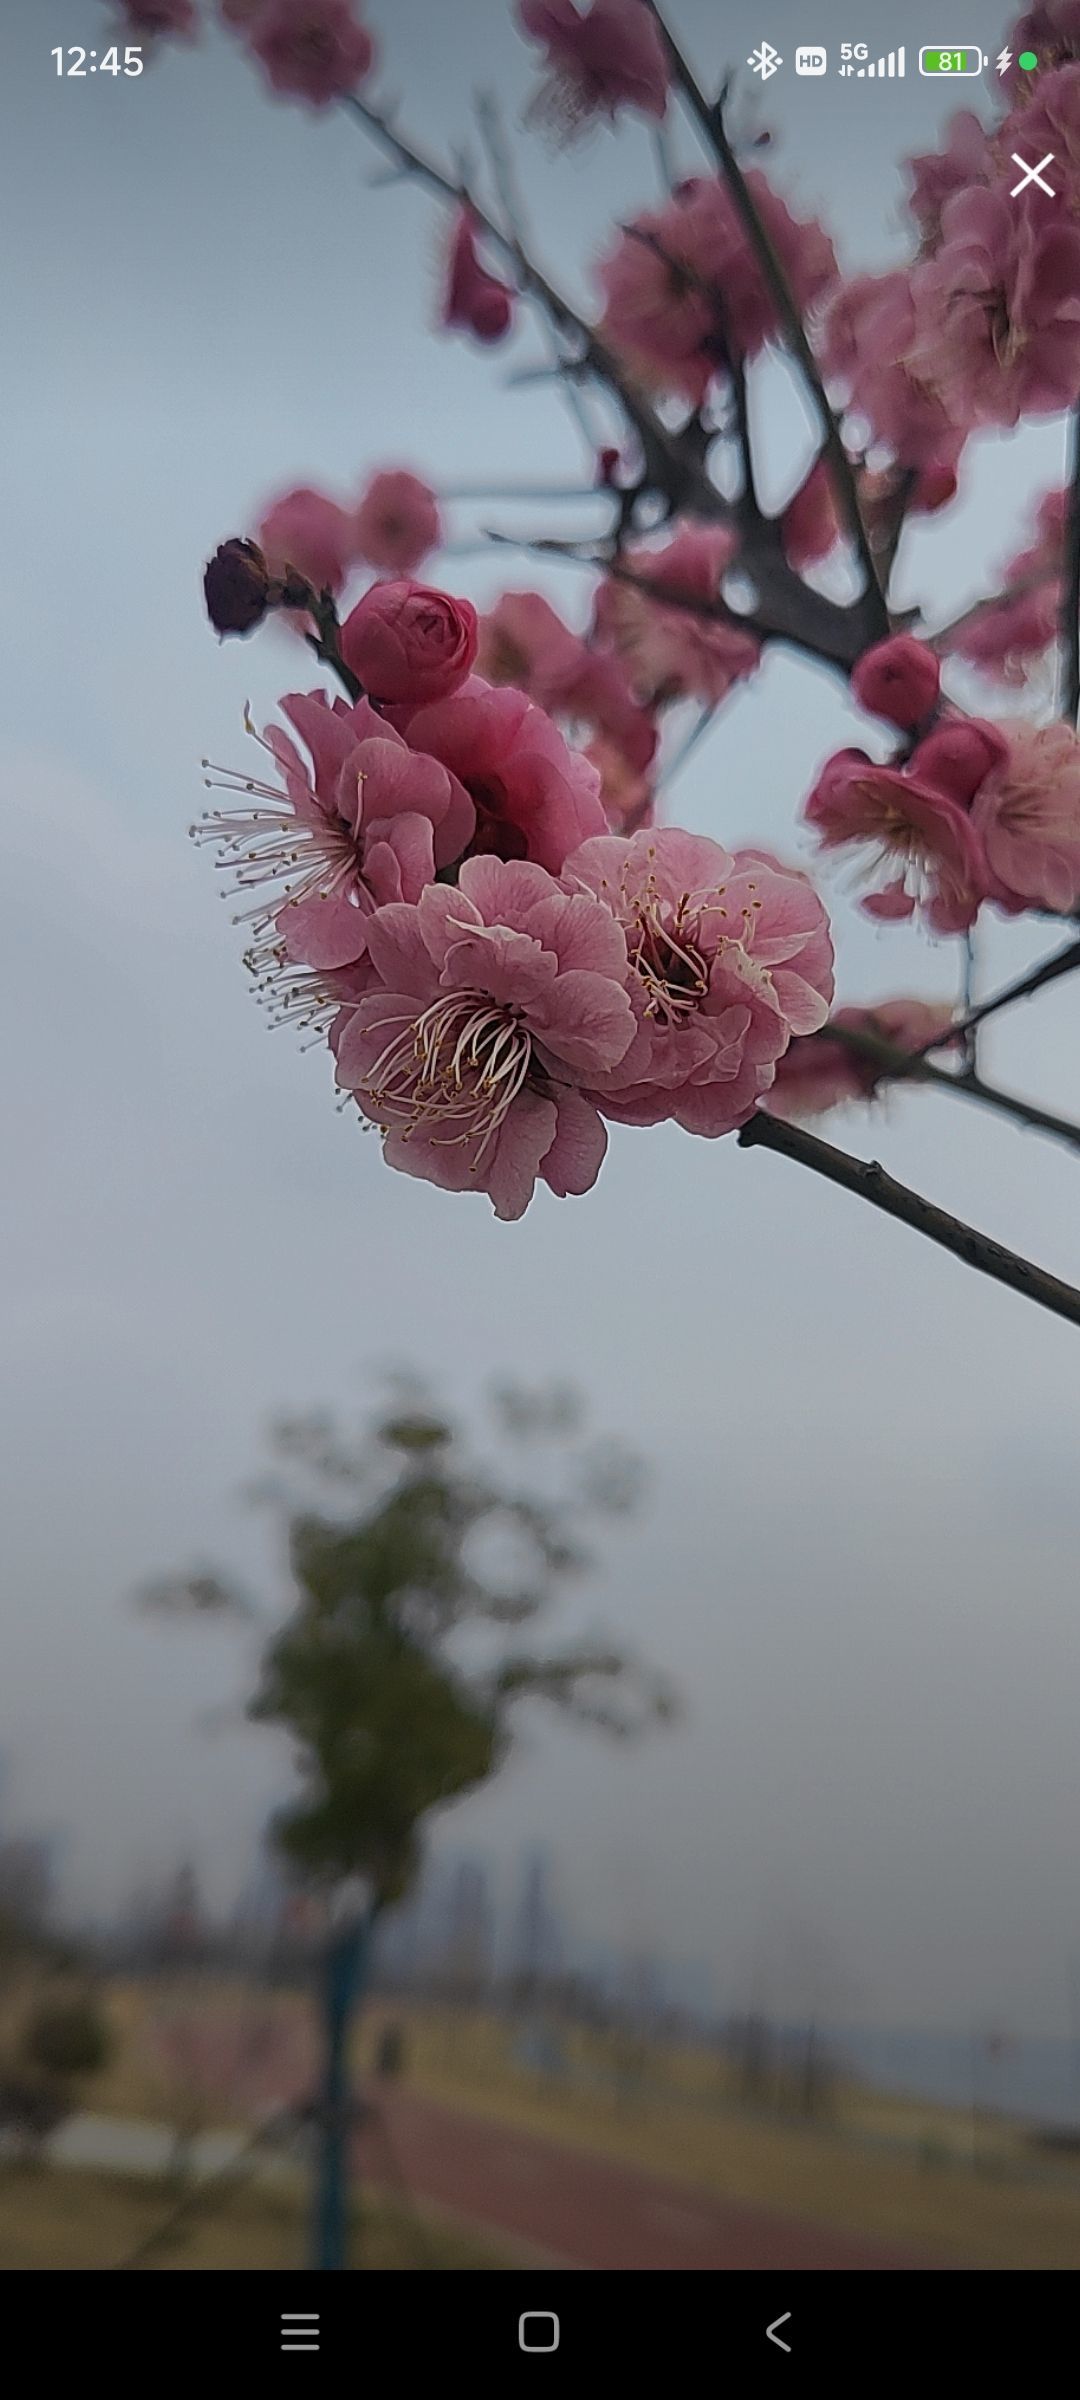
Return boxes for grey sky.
[3,0,1079,2034]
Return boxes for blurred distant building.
[0,1833,55,1932]
[506,1848,563,2000]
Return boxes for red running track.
[358,2087,927,2270]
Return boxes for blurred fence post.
[312,1888,370,2270]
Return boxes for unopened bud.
[203,537,272,636]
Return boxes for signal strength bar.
[859,47,905,76]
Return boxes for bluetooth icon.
[748,41,783,80]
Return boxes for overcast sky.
[3,0,1079,2035]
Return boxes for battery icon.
[918,46,984,75]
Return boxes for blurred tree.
[141,1376,674,1905]
[139,1375,675,2265]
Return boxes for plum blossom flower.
[332,857,637,1218]
[341,581,478,703]
[851,636,941,732]
[904,111,995,248]
[476,593,657,770]
[389,680,609,872]
[248,0,376,107]
[353,470,442,577]
[943,487,1064,684]
[972,717,1080,911]
[518,0,670,134]
[476,591,585,702]
[196,689,474,981]
[564,831,834,1134]
[803,721,1006,933]
[905,188,1080,430]
[258,486,356,595]
[767,998,957,1120]
[598,174,837,407]
[443,211,517,344]
[821,271,965,476]
[583,735,655,832]
[593,525,761,708]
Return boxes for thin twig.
[341,91,875,677]
[738,1112,1080,1330]
[1061,403,1080,722]
[640,0,888,638]
[926,933,1080,1049]
[475,88,602,460]
[342,94,722,519]
[825,1022,1080,1158]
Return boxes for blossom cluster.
[199,579,834,1215]
[180,0,1080,1174]
[804,633,1080,925]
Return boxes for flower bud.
[851,635,940,731]
[203,538,272,636]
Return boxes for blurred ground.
[0,2162,510,2270]
[9,1980,1080,2269]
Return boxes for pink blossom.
[341,581,478,703]
[584,735,655,831]
[197,689,474,980]
[518,0,670,131]
[851,636,941,732]
[821,272,965,474]
[803,722,1007,933]
[593,525,761,707]
[353,470,442,577]
[476,593,656,769]
[118,0,198,36]
[443,211,516,345]
[972,717,1080,911]
[333,857,636,1218]
[390,679,609,873]
[906,188,1080,430]
[476,592,590,705]
[781,460,841,572]
[248,0,376,106]
[598,174,837,407]
[904,111,995,247]
[564,831,834,1134]
[768,999,957,1120]
[258,486,356,595]
[945,487,1064,684]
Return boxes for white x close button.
[1010,151,1056,197]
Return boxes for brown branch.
[926,933,1080,1049]
[738,1112,1080,1331]
[640,1,888,641]
[343,92,875,677]
[343,94,723,520]
[825,1022,1080,1159]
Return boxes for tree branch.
[640,1,888,640]
[738,1112,1080,1330]
[824,1022,1080,1158]
[926,932,1080,1048]
[343,92,877,677]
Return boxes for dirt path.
[358,2087,927,2270]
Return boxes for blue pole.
[312,1913,368,2270]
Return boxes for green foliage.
[145,1378,674,1906]
[20,1991,113,2081]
